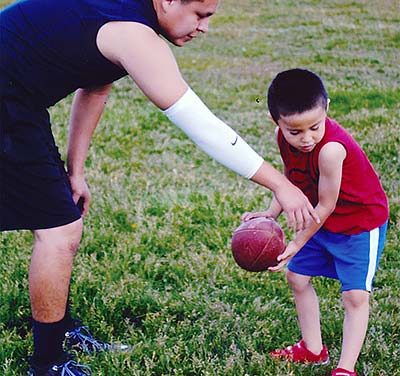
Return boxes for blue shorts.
[0,98,82,231]
[288,222,388,292]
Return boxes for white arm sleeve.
[163,88,264,179]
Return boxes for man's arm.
[97,22,187,109]
[97,21,319,229]
[250,162,315,230]
[67,83,113,215]
[269,142,347,271]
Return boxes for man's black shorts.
[0,98,82,231]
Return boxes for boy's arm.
[268,195,283,218]
[241,194,282,222]
[67,83,113,216]
[269,142,347,272]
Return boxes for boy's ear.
[274,126,280,140]
[267,111,279,125]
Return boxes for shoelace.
[51,360,91,376]
[65,326,110,353]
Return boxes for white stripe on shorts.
[365,227,380,291]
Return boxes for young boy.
[242,69,389,376]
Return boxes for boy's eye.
[289,131,300,135]
[311,125,320,131]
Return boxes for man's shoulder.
[96,20,166,70]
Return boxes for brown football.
[231,217,285,272]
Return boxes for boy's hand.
[241,210,276,222]
[268,240,300,272]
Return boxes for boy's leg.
[337,290,369,372]
[328,221,387,373]
[30,218,83,365]
[287,271,323,354]
[271,231,333,363]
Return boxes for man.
[0,1,319,374]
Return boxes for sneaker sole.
[270,356,330,366]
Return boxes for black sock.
[31,317,67,366]
[64,295,73,327]
[64,294,82,331]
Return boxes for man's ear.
[159,0,176,13]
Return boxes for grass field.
[0,0,399,375]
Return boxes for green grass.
[1,0,399,375]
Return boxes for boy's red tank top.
[277,117,389,235]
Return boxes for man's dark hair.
[267,68,328,123]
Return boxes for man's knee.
[34,219,83,255]
[286,270,312,293]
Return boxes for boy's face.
[277,106,327,153]
[156,0,219,46]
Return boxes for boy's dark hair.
[267,69,328,123]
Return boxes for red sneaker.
[332,368,357,376]
[270,340,329,364]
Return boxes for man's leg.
[29,219,83,365]
[337,290,369,372]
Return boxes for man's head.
[267,69,329,153]
[153,0,219,46]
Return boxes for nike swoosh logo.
[231,136,238,146]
